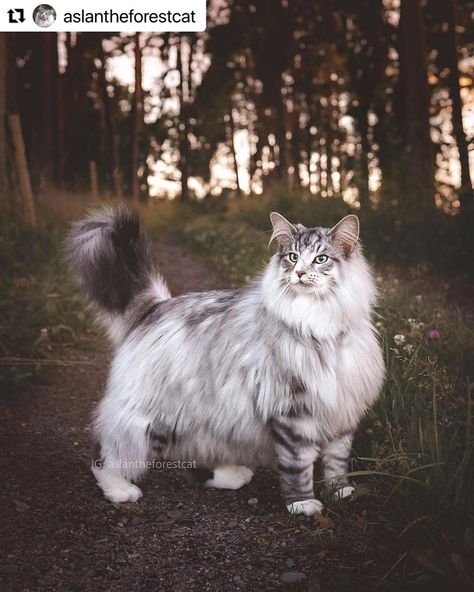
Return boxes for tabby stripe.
[277,463,311,475]
[285,492,314,502]
[272,420,316,448]
[150,433,168,446]
[324,454,348,464]
[271,427,298,456]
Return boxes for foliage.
[0,223,88,396]
[182,188,473,278]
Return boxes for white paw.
[334,485,355,500]
[205,465,254,490]
[287,499,323,516]
[103,482,143,504]
[92,467,143,503]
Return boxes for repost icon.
[7,8,25,23]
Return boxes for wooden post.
[8,114,37,228]
[89,160,99,201]
[131,33,143,204]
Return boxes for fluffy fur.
[66,206,384,514]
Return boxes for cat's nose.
[295,270,306,278]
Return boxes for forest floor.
[0,228,470,592]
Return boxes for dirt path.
[0,232,389,592]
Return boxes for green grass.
[177,195,474,584]
[0,222,88,396]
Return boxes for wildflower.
[404,344,414,354]
[394,334,406,345]
[428,329,440,340]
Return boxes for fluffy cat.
[66,207,384,515]
[34,5,55,27]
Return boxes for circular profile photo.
[33,4,56,28]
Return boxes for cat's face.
[35,6,54,26]
[270,212,359,297]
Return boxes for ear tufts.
[328,214,360,256]
[269,212,297,248]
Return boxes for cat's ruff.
[66,206,384,515]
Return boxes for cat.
[66,207,384,515]
[34,5,55,28]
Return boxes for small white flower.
[394,334,406,345]
[404,344,414,354]
[375,321,383,328]
[415,294,422,302]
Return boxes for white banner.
[0,0,206,32]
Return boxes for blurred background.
[0,1,473,590]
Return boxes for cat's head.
[35,6,54,25]
[269,212,359,296]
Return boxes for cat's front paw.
[287,499,323,516]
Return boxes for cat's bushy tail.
[65,205,170,342]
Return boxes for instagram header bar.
[1,0,206,32]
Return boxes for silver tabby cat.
[66,207,384,515]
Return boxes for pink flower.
[428,330,440,340]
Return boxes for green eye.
[314,255,329,264]
[288,252,299,263]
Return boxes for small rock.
[247,498,258,506]
[281,571,307,584]
[285,558,296,568]
[228,520,238,529]
[14,500,30,512]
[166,509,184,522]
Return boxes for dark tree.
[398,0,434,207]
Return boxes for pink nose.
[295,270,306,278]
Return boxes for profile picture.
[33,4,56,28]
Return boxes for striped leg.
[271,418,322,516]
[322,431,355,499]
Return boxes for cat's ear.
[329,215,359,256]
[269,212,297,248]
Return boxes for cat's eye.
[288,252,299,263]
[314,255,329,264]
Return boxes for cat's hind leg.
[91,415,155,504]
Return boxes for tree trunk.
[177,36,190,202]
[0,33,8,208]
[89,160,99,201]
[228,110,242,197]
[445,0,473,209]
[131,33,143,204]
[97,40,122,198]
[398,0,434,207]
[9,114,36,228]
[37,33,59,188]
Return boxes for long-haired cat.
[66,207,384,515]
